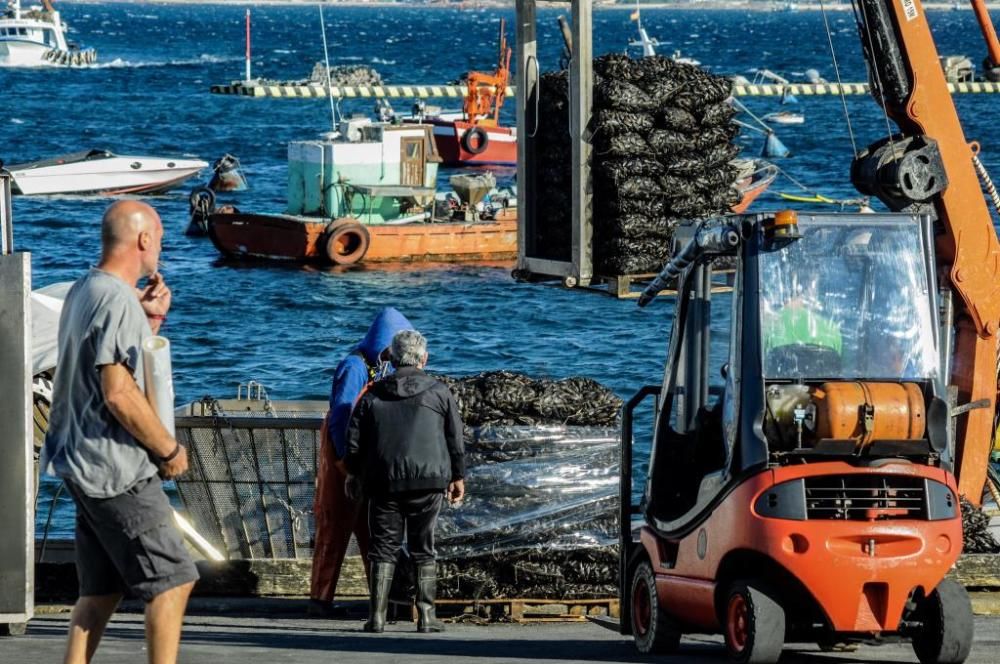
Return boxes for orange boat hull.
[208,212,517,265]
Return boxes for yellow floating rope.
[778,192,837,204]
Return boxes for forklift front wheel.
[630,559,681,654]
[911,578,973,664]
[723,581,785,664]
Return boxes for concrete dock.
[3,602,999,663]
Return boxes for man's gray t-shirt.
[40,268,159,498]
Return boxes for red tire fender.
[323,218,371,265]
[461,126,490,155]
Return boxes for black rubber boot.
[416,562,445,633]
[363,561,395,633]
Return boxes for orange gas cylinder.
[812,382,925,446]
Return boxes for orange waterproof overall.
[310,419,370,602]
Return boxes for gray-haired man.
[346,330,465,633]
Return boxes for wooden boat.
[208,211,517,265]
[402,19,515,167]
[420,115,516,167]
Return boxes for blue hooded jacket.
[325,307,414,459]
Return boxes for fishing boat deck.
[8,606,1000,663]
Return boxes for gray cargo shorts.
[66,475,199,602]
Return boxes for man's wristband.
[158,443,181,464]
[147,313,166,321]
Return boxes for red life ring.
[461,126,490,155]
[323,218,371,265]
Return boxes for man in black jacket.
[346,329,465,634]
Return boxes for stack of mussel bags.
[401,371,623,601]
[534,53,741,275]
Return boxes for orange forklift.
[619,0,1000,662]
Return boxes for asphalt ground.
[2,604,999,664]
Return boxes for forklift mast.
[852,0,1000,503]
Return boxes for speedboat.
[762,110,805,125]
[0,0,96,67]
[7,149,208,196]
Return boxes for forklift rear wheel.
[723,581,785,664]
[630,559,681,654]
[911,578,973,664]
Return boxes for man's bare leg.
[63,593,123,664]
[145,581,195,664]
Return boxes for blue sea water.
[5,2,999,539]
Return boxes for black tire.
[630,559,681,654]
[189,186,216,212]
[911,578,973,664]
[723,581,785,664]
[323,218,371,265]
[461,126,489,155]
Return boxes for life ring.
[323,218,370,265]
[461,126,490,155]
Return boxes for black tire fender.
[461,126,489,155]
[323,218,371,265]
[189,186,216,213]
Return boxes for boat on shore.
[0,0,96,67]
[7,149,208,196]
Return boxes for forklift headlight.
[754,479,807,520]
[925,479,957,521]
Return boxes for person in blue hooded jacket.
[309,307,414,617]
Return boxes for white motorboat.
[0,0,96,67]
[762,110,805,126]
[8,149,209,196]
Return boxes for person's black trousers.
[368,490,444,565]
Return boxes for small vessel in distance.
[0,0,96,67]
[762,110,805,125]
[7,149,208,196]
[402,19,516,167]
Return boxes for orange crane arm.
[970,0,1000,69]
[854,0,1000,503]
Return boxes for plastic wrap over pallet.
[437,424,619,559]
[173,401,619,565]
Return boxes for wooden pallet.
[391,597,620,623]
[586,271,735,299]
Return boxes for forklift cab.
[635,212,947,536]
[619,212,966,661]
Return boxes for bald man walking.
[41,201,198,664]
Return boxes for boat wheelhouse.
[0,0,95,67]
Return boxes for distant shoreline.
[63,0,998,11]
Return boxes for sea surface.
[5,2,998,539]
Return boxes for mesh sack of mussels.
[591,53,741,275]
[960,495,1000,553]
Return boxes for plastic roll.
[142,336,175,437]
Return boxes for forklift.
[621,211,969,662]
[618,0,1000,661]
